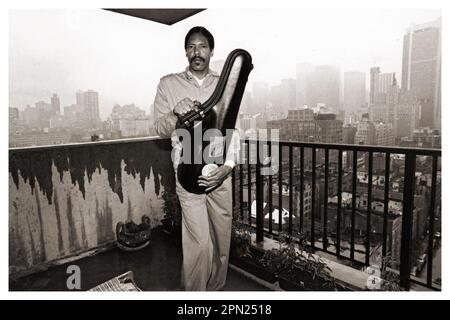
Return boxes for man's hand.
[198,165,233,192]
[173,97,200,116]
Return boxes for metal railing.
[232,138,441,291]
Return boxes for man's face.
[185,33,214,74]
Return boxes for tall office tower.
[76,90,85,109]
[252,82,270,115]
[51,94,61,114]
[306,65,340,113]
[386,75,400,125]
[370,103,389,123]
[369,67,380,106]
[344,71,366,112]
[76,90,100,127]
[84,90,100,123]
[281,78,297,111]
[401,17,441,128]
[395,91,421,138]
[270,84,284,111]
[296,63,315,108]
[370,67,396,104]
[378,73,395,94]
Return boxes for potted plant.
[260,232,337,291]
[372,255,404,291]
[229,219,277,283]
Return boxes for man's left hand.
[198,165,233,192]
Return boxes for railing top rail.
[10,135,440,157]
[243,138,441,156]
[9,136,169,153]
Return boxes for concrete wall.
[9,138,176,277]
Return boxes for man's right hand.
[173,98,199,116]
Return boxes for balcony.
[9,137,441,291]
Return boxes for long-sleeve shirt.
[153,67,241,169]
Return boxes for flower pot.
[278,267,336,291]
[229,252,277,284]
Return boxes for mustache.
[190,56,205,62]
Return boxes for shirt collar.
[184,67,219,81]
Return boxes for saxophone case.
[176,49,253,194]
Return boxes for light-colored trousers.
[175,174,233,291]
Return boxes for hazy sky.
[9,8,442,119]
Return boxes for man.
[153,26,240,291]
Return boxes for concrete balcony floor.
[9,227,270,291]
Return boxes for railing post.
[268,142,273,234]
[288,145,293,236]
[351,150,357,261]
[278,144,283,233]
[365,152,373,266]
[323,148,329,250]
[400,152,416,290]
[427,156,438,286]
[300,147,304,233]
[336,149,342,258]
[382,152,390,258]
[247,142,252,225]
[311,147,316,251]
[255,139,264,243]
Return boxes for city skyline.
[9,8,441,119]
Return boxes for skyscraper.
[76,90,100,127]
[344,71,366,112]
[84,90,100,123]
[281,78,297,111]
[395,91,421,138]
[51,94,61,114]
[369,67,380,106]
[378,73,396,95]
[401,17,441,128]
[76,90,85,109]
[270,84,283,111]
[296,63,314,108]
[252,82,269,115]
[386,75,400,125]
[306,65,340,113]
[370,67,396,106]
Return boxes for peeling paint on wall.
[9,139,176,276]
[10,139,174,204]
[53,190,65,254]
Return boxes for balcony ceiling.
[104,9,205,25]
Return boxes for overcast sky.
[9,8,442,119]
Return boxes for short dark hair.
[184,26,215,50]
